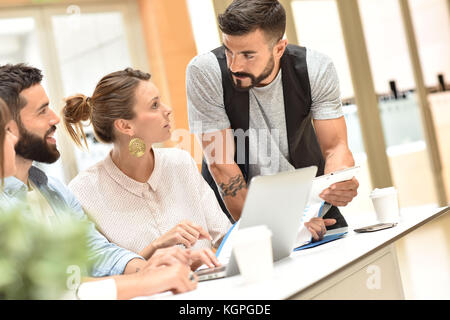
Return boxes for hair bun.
[62,94,92,148]
[123,67,151,81]
[63,94,92,124]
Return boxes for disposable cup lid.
[233,225,272,244]
[369,187,397,198]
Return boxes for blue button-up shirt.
[0,166,144,277]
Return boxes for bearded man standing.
[186,0,359,239]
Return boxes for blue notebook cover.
[293,232,347,251]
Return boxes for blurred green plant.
[0,204,91,300]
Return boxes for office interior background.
[0,0,448,299]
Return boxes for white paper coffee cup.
[369,187,400,223]
[232,225,273,284]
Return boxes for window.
[359,0,440,207]
[0,2,148,183]
[186,0,221,54]
[50,10,134,174]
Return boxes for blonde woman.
[63,68,231,270]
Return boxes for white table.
[146,206,449,300]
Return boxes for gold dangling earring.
[129,137,146,158]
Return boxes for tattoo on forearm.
[218,175,247,198]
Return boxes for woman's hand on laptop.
[305,218,336,242]
[152,220,213,250]
[189,248,221,271]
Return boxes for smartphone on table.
[354,222,397,233]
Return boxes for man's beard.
[228,55,275,92]
[15,124,60,164]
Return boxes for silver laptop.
[196,166,318,281]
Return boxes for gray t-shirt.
[186,48,343,180]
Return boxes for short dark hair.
[0,64,43,121]
[218,0,286,45]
